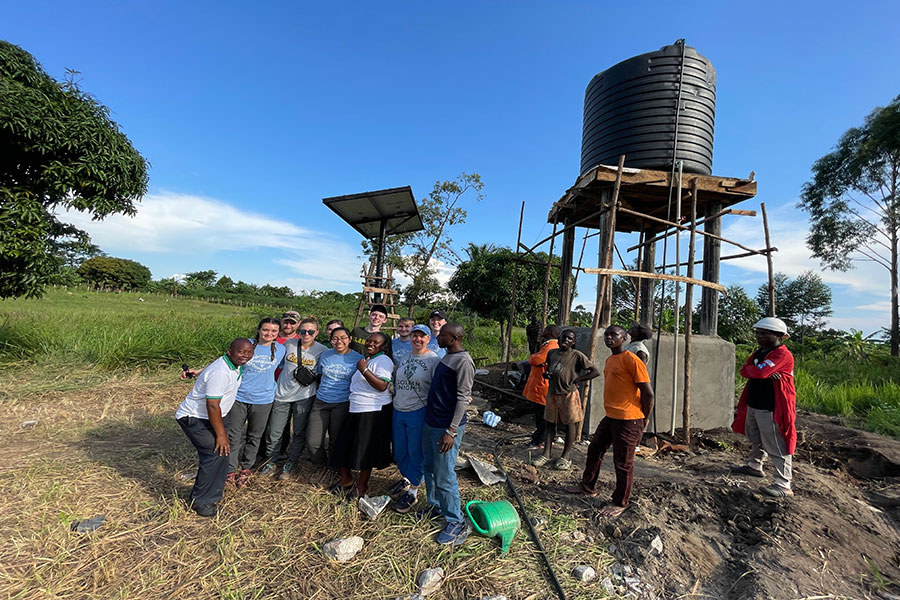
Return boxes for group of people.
[176,302,797,541]
[518,317,796,517]
[175,305,476,547]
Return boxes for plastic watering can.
[465,499,520,553]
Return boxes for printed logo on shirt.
[285,352,298,365]
[397,357,431,392]
[245,352,278,372]
[322,362,354,380]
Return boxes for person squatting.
[176,311,797,543]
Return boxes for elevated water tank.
[580,41,716,175]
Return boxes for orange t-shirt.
[522,340,559,405]
[603,351,650,420]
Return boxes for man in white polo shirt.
[176,338,254,517]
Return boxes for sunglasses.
[299,329,317,335]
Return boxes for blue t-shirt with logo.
[427,337,447,358]
[392,338,412,365]
[316,348,364,403]
[235,341,286,405]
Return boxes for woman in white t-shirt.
[329,332,394,499]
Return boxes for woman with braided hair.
[188,318,286,488]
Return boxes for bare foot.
[597,504,626,518]
[564,483,597,496]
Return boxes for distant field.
[0,289,528,372]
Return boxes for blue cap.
[411,324,431,336]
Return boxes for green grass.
[0,288,529,371]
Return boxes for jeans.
[745,407,793,489]
[422,423,465,524]
[265,396,315,462]
[393,407,426,485]
[226,401,273,472]
[307,399,350,467]
[177,415,231,506]
[580,417,644,507]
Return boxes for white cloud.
[856,301,892,312]
[59,191,363,291]
[392,255,457,289]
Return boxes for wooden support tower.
[353,262,402,332]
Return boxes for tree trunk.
[498,321,508,362]
[892,220,899,357]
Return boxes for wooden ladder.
[352,262,401,332]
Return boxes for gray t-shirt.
[274,340,327,402]
[393,351,441,412]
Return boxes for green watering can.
[465,499,520,554]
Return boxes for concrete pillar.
[557,220,575,325]
[700,201,722,335]
[639,240,656,328]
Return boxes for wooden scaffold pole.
[504,201,525,384]
[541,218,558,329]
[761,202,776,317]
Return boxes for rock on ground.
[416,567,445,596]
[572,565,597,582]
[322,536,364,562]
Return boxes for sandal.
[236,468,251,488]
[328,482,355,499]
[225,472,237,490]
[760,484,794,497]
[554,458,573,471]
[730,465,765,478]
[531,455,550,467]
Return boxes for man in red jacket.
[731,317,797,497]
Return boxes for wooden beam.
[582,268,726,293]
[616,205,761,255]
[626,208,757,252]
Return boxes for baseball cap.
[753,317,789,336]
[370,304,388,316]
[411,324,431,336]
[429,309,447,320]
[281,311,301,323]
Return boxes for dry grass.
[0,368,613,600]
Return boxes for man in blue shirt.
[418,323,475,546]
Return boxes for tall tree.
[756,271,832,339]
[78,256,151,291]
[799,95,900,355]
[183,270,217,288]
[448,243,561,360]
[364,172,483,312]
[0,42,148,299]
[717,284,760,344]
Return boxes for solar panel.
[322,186,423,239]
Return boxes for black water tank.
[580,41,716,175]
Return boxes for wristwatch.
[444,429,457,438]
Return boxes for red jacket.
[731,344,797,454]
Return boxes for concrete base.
[566,328,735,434]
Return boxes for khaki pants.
[745,407,793,489]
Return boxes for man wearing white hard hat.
[730,317,797,497]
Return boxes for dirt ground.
[475,369,900,600]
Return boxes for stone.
[520,465,539,484]
[570,530,587,543]
[20,420,38,429]
[322,536,364,562]
[416,567,445,596]
[649,534,663,557]
[572,565,597,582]
[358,495,391,520]
[599,577,616,595]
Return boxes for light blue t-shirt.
[427,337,447,359]
[316,348,364,403]
[392,338,412,365]
[235,341,286,405]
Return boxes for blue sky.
[5,1,900,333]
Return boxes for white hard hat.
[753,317,789,335]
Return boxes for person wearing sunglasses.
[261,317,327,479]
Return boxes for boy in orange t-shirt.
[567,325,654,517]
[522,325,561,450]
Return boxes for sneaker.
[276,461,294,481]
[236,468,251,488]
[192,503,218,518]
[415,504,442,520]
[394,490,417,514]
[225,472,237,490]
[388,477,411,499]
[436,521,470,546]
[258,462,276,476]
[730,465,765,478]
